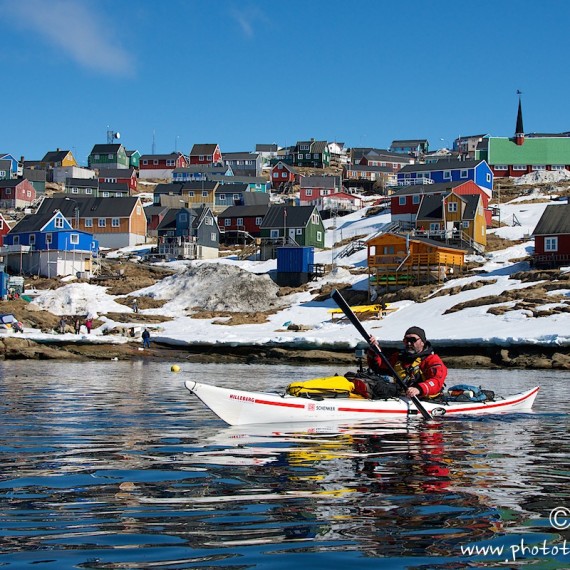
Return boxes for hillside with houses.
[1,97,570,303]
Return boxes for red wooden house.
[139,152,188,180]
[531,203,570,268]
[218,204,269,239]
[271,161,299,189]
[189,144,222,165]
[0,178,36,210]
[299,175,341,205]
[0,212,12,246]
[97,167,138,193]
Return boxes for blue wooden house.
[156,206,220,260]
[397,159,493,196]
[0,153,20,178]
[2,210,98,277]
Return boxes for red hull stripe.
[443,387,539,414]
[254,398,306,409]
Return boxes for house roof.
[41,150,71,163]
[174,165,229,174]
[391,139,429,146]
[487,137,570,165]
[215,183,248,194]
[346,164,393,173]
[296,140,328,153]
[65,178,98,188]
[99,182,130,192]
[223,152,258,160]
[369,231,467,253]
[242,192,270,206]
[190,144,219,156]
[260,205,318,228]
[9,212,57,233]
[256,144,279,152]
[392,181,465,196]
[98,167,136,178]
[399,159,484,173]
[532,204,570,235]
[272,161,299,174]
[300,176,341,188]
[140,152,182,161]
[209,174,268,184]
[219,204,269,218]
[182,181,219,191]
[90,144,123,154]
[37,196,140,218]
[154,183,184,195]
[416,194,444,220]
[0,179,26,188]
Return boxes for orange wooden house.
[367,232,466,294]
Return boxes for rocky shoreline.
[1,336,569,370]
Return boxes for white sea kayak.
[184,380,540,426]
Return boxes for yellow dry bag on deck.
[286,376,360,399]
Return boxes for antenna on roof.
[152,130,156,154]
[107,129,120,144]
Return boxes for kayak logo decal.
[307,403,336,412]
[229,394,255,403]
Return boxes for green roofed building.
[475,96,570,178]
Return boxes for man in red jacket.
[368,326,447,398]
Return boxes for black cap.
[405,326,426,343]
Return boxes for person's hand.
[369,335,380,349]
[406,386,420,398]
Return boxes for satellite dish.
[115,132,121,139]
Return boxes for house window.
[219,194,226,200]
[460,169,468,178]
[98,219,106,227]
[270,229,280,238]
[102,192,110,197]
[142,160,148,165]
[13,236,19,245]
[399,196,406,206]
[5,188,11,195]
[486,173,491,183]
[188,191,194,197]
[448,202,458,213]
[532,165,546,171]
[180,213,187,222]
[313,154,319,159]
[86,188,93,194]
[495,165,508,170]
[412,195,420,204]
[70,234,79,244]
[552,165,565,170]
[211,232,216,241]
[72,188,79,194]
[306,189,313,196]
[85,218,93,227]
[153,160,159,165]
[237,218,243,226]
[255,216,263,225]
[108,154,114,159]
[0,220,3,229]
[94,154,100,160]
[545,236,558,252]
[462,221,469,229]
[166,160,175,167]
[202,191,208,197]
[383,245,395,254]
[224,218,231,226]
[29,234,36,246]
[273,172,278,178]
[296,228,302,235]
[112,218,120,227]
[513,165,527,171]
[55,218,64,228]
[46,233,52,244]
[199,155,205,161]
[316,230,322,241]
[205,217,213,225]
[233,194,240,201]
[443,170,452,180]
[429,223,440,231]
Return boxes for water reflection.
[0,361,569,568]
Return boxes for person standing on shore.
[142,328,151,349]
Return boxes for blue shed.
[277,246,314,273]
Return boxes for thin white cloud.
[229,5,268,39]
[2,0,134,76]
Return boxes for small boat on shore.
[184,380,540,426]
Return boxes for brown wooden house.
[366,232,466,295]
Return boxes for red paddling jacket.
[367,342,447,397]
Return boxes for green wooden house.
[88,144,130,170]
[293,140,331,168]
[259,205,325,259]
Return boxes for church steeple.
[515,90,524,145]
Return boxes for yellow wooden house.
[416,191,486,251]
[367,232,466,294]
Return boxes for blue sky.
[1,0,568,165]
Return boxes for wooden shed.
[367,232,466,295]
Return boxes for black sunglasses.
[404,336,421,343]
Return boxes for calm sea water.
[0,361,569,569]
